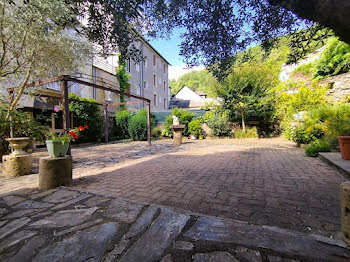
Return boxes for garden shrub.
[273,80,328,136]
[163,108,194,137]
[313,37,350,79]
[305,139,332,157]
[151,127,162,140]
[201,109,231,137]
[188,119,203,136]
[234,127,258,139]
[115,110,132,139]
[291,126,323,146]
[69,93,104,143]
[128,109,156,141]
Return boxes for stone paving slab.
[319,152,350,178]
[0,187,350,262]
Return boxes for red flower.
[78,126,84,131]
[68,131,79,140]
[84,125,89,130]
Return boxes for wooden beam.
[65,76,150,103]
[108,100,144,106]
[61,79,71,155]
[146,102,151,146]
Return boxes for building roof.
[137,34,171,66]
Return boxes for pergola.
[8,74,152,149]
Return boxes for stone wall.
[320,72,350,101]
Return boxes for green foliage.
[69,93,103,143]
[291,127,323,146]
[115,110,132,139]
[128,109,156,141]
[117,61,131,103]
[188,119,202,136]
[313,38,350,79]
[305,139,332,157]
[0,104,48,143]
[304,103,350,138]
[290,62,315,78]
[170,70,219,97]
[219,63,279,131]
[234,127,258,139]
[163,108,195,137]
[151,127,162,140]
[273,80,328,134]
[201,109,231,137]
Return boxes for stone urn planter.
[2,137,32,177]
[46,140,70,158]
[338,136,350,160]
[6,137,30,155]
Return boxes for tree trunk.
[269,0,350,43]
[240,109,246,134]
[5,63,32,121]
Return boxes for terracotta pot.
[338,136,350,160]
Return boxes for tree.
[169,70,219,97]
[0,0,90,121]
[218,63,279,133]
[68,0,350,80]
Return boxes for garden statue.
[172,115,179,125]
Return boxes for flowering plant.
[46,125,88,142]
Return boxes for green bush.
[188,119,203,136]
[234,127,258,139]
[128,109,156,141]
[273,80,328,135]
[291,126,323,146]
[303,103,350,138]
[202,109,231,137]
[69,93,104,143]
[313,37,350,79]
[151,127,162,140]
[305,139,332,157]
[115,110,132,139]
[163,108,195,137]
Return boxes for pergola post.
[61,76,71,155]
[146,102,151,146]
[104,103,109,143]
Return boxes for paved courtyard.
[0,138,346,239]
[1,187,350,262]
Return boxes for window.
[153,74,156,86]
[163,63,166,74]
[153,55,156,66]
[136,63,140,72]
[143,80,147,89]
[164,98,167,109]
[163,81,166,91]
[153,94,157,106]
[143,59,147,68]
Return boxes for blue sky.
[149,28,184,67]
[149,28,205,80]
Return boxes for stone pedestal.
[170,125,185,147]
[340,181,350,246]
[39,156,72,190]
[2,154,32,177]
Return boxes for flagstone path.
[1,187,350,262]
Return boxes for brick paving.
[71,138,345,238]
[0,138,346,239]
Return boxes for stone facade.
[320,72,350,101]
[126,40,171,111]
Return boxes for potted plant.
[46,125,88,158]
[188,119,203,140]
